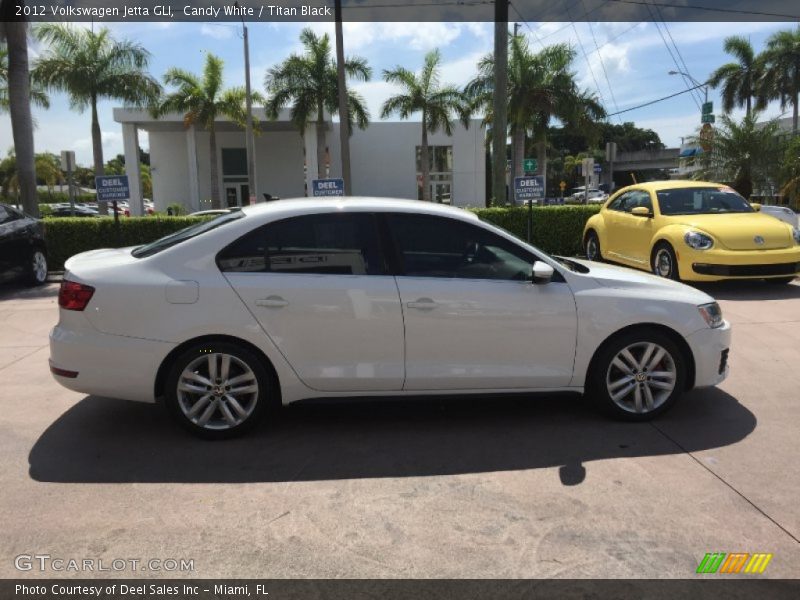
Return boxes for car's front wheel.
[588,330,687,421]
[27,249,48,286]
[584,231,603,262]
[651,242,680,281]
[165,342,273,439]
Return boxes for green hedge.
[42,206,601,272]
[470,205,601,256]
[43,217,207,271]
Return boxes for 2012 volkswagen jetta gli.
[50,199,731,438]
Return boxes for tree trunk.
[794,91,799,135]
[512,127,525,187]
[746,95,751,119]
[5,21,38,217]
[316,103,326,179]
[209,126,221,209]
[421,120,431,202]
[536,137,547,201]
[91,96,108,215]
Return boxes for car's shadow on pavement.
[29,388,755,485]
[692,279,800,301]
[0,282,59,301]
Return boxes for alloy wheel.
[605,341,677,414]
[586,236,599,260]
[32,251,47,283]
[176,353,259,430]
[654,248,673,278]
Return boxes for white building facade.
[114,108,486,214]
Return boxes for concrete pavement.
[0,281,798,578]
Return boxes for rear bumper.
[49,324,175,403]
[685,321,732,388]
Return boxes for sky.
[0,19,796,167]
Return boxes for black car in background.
[0,203,48,286]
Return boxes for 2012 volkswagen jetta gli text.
[49,199,731,438]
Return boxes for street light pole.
[237,2,257,205]
[668,70,708,105]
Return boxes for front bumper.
[685,320,732,388]
[677,246,800,281]
[49,324,175,403]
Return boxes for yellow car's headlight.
[698,302,724,328]
[684,230,714,250]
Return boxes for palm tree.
[759,27,800,134]
[687,112,783,199]
[466,36,604,189]
[0,17,38,216]
[265,27,371,180]
[708,36,760,117]
[0,46,50,113]
[381,49,470,203]
[32,24,161,213]
[155,53,264,209]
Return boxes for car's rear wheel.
[764,276,795,285]
[651,242,680,281]
[165,342,272,439]
[588,330,686,421]
[585,231,602,262]
[26,249,48,286]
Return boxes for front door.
[613,189,655,266]
[384,213,578,391]
[219,212,405,392]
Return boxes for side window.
[217,213,386,275]
[632,191,653,212]
[607,192,631,212]
[0,205,12,225]
[386,213,535,281]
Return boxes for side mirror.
[631,206,652,217]
[531,261,554,284]
[750,202,761,211]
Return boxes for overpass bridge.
[614,148,680,171]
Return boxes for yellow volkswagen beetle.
[583,181,800,283]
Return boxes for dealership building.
[113,108,486,214]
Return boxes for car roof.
[620,180,727,193]
[240,197,481,221]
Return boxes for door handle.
[255,296,288,308]
[407,298,437,310]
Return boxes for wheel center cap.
[635,372,647,383]
[213,385,224,396]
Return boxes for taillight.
[58,280,95,311]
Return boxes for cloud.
[200,24,236,40]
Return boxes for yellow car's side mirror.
[750,202,762,211]
[631,206,652,217]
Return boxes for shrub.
[470,205,601,256]
[43,216,208,271]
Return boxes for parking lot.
[0,280,798,579]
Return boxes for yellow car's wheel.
[651,242,680,281]
[584,231,603,262]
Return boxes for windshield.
[657,187,754,216]
[132,210,244,258]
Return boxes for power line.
[580,2,621,121]
[606,0,800,19]
[607,82,706,116]
[651,1,705,107]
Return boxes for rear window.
[132,210,244,258]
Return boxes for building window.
[222,148,247,180]
[416,145,453,203]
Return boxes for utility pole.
[237,1,257,205]
[509,21,519,190]
[335,0,352,195]
[492,0,509,206]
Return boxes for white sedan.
[50,199,731,438]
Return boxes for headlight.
[698,302,724,328]
[684,230,714,250]
[792,227,800,245]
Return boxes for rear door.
[219,212,405,392]
[384,213,577,391]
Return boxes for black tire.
[764,276,795,285]
[586,329,687,422]
[584,231,603,262]
[26,248,48,286]
[651,242,680,281]
[164,341,274,439]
